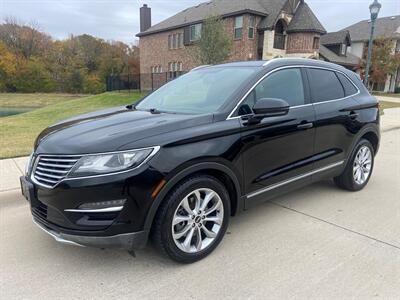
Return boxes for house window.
[178,33,183,48]
[169,33,184,49]
[341,43,347,55]
[169,62,183,79]
[273,19,287,49]
[248,16,255,39]
[190,24,202,41]
[168,35,172,49]
[151,65,162,74]
[172,34,177,49]
[234,16,243,39]
[313,37,320,49]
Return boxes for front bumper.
[32,217,148,249]
[20,167,162,250]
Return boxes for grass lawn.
[373,92,400,99]
[380,101,400,115]
[0,93,85,108]
[0,91,146,159]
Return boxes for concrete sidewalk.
[0,156,28,192]
[1,108,399,192]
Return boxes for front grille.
[32,155,81,188]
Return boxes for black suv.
[21,59,380,263]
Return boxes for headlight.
[68,147,159,178]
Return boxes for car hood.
[35,106,214,154]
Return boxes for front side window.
[255,68,305,107]
[190,24,202,41]
[234,16,243,39]
[136,67,258,114]
[248,16,255,39]
[307,68,345,102]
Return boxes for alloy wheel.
[353,146,372,185]
[171,188,224,253]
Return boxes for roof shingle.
[137,0,292,37]
[319,45,360,67]
[286,2,326,34]
[342,15,400,42]
[321,31,351,46]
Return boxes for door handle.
[349,111,359,120]
[297,122,313,130]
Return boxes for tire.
[152,174,230,264]
[334,139,375,191]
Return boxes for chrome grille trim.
[30,146,161,189]
[32,155,82,188]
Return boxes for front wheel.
[334,139,375,191]
[152,175,230,263]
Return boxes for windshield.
[136,67,259,114]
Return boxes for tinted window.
[337,72,358,96]
[254,68,305,107]
[136,67,258,114]
[238,91,256,116]
[308,68,345,102]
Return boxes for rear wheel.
[152,175,230,263]
[334,139,374,191]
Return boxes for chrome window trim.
[246,160,344,199]
[227,65,360,120]
[30,146,161,189]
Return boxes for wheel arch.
[143,162,243,232]
[347,124,380,162]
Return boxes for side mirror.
[253,98,290,116]
[246,98,290,125]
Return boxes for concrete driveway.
[1,129,399,299]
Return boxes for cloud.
[1,0,399,44]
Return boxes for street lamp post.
[364,0,382,87]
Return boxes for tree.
[0,17,52,59]
[193,16,232,65]
[361,37,400,88]
[0,16,140,94]
[0,42,17,91]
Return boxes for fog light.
[78,199,126,210]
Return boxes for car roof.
[206,58,349,72]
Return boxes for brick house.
[342,15,400,92]
[319,31,361,71]
[136,0,326,90]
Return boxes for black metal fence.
[106,74,140,92]
[106,71,186,92]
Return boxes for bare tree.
[0,16,52,59]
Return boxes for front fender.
[143,161,243,232]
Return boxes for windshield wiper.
[149,108,162,114]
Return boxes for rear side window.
[254,68,305,107]
[337,72,358,96]
[307,68,345,102]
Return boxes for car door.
[235,67,316,206]
[306,67,360,174]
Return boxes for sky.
[1,0,399,44]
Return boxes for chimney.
[140,4,151,32]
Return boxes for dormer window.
[341,43,347,56]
